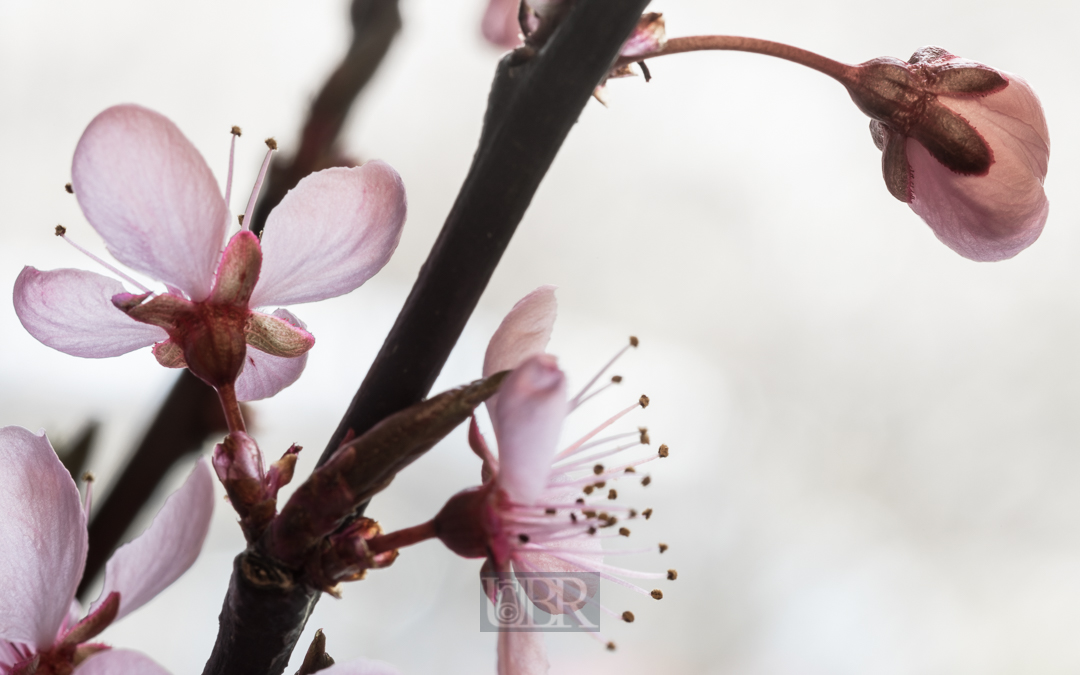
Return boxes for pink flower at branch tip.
[854,47,1050,262]
[431,287,673,674]
[14,104,407,400]
[0,426,214,675]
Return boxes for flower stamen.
[241,138,277,231]
[569,336,639,410]
[224,125,242,208]
[55,225,152,294]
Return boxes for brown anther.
[55,224,67,236]
[651,589,663,600]
[643,508,653,520]
[629,336,639,347]
[667,569,678,581]
[611,375,623,383]
[639,394,650,408]
[658,543,668,553]
[606,642,616,651]
[583,485,595,495]
[629,509,638,518]
[238,214,245,225]
[594,481,606,489]
[598,512,609,520]
[604,515,618,526]
[81,471,95,483]
[608,489,618,500]
[625,466,636,473]
[658,444,669,458]
[641,476,652,487]
[622,611,635,623]
[64,183,73,194]
[583,510,597,518]
[593,464,604,475]
[545,508,557,515]
[619,527,630,537]
[231,125,242,136]
[588,526,597,535]
[518,534,530,543]
[570,513,578,523]
[265,137,278,150]
[639,427,650,444]
[575,498,585,504]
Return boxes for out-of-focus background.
[2,0,1079,672]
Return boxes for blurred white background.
[2,0,1079,673]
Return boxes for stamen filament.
[242,143,276,231]
[58,231,152,293]
[555,401,641,461]
[225,128,239,207]
[569,340,635,409]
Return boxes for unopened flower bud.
[849,46,1049,261]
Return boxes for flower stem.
[621,35,859,88]
[216,383,247,434]
[366,520,436,556]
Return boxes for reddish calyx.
[11,593,120,675]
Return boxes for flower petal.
[90,459,214,623]
[234,310,309,401]
[0,427,87,649]
[317,658,403,675]
[71,104,229,301]
[910,75,1050,262]
[497,626,549,675]
[493,355,567,505]
[73,649,172,675]
[482,0,523,49]
[14,267,167,358]
[484,286,558,378]
[250,162,406,308]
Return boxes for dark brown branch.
[202,1,651,672]
[78,371,227,599]
[249,0,402,237]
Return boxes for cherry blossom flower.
[858,47,1050,261]
[0,425,214,675]
[431,287,673,673]
[14,104,407,400]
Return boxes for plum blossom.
[857,47,1050,261]
[14,104,407,400]
[431,287,673,673]
[0,426,214,675]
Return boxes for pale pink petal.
[493,355,566,505]
[90,459,214,623]
[234,309,309,401]
[317,658,402,675]
[497,628,549,675]
[909,75,1050,262]
[71,105,229,301]
[250,162,406,308]
[73,649,172,675]
[482,0,523,49]
[484,286,557,378]
[14,267,167,357]
[0,641,21,669]
[0,427,87,649]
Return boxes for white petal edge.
[250,161,407,308]
[493,355,567,506]
[72,104,229,301]
[317,658,403,675]
[90,459,214,623]
[74,649,172,675]
[0,427,87,649]
[14,267,167,358]
[234,309,309,401]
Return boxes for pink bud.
[853,47,1050,261]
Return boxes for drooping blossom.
[14,104,407,400]
[854,47,1050,261]
[0,426,213,674]
[431,287,674,673]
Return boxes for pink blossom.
[14,104,407,400]
[861,47,1050,261]
[0,426,214,674]
[433,287,672,673]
